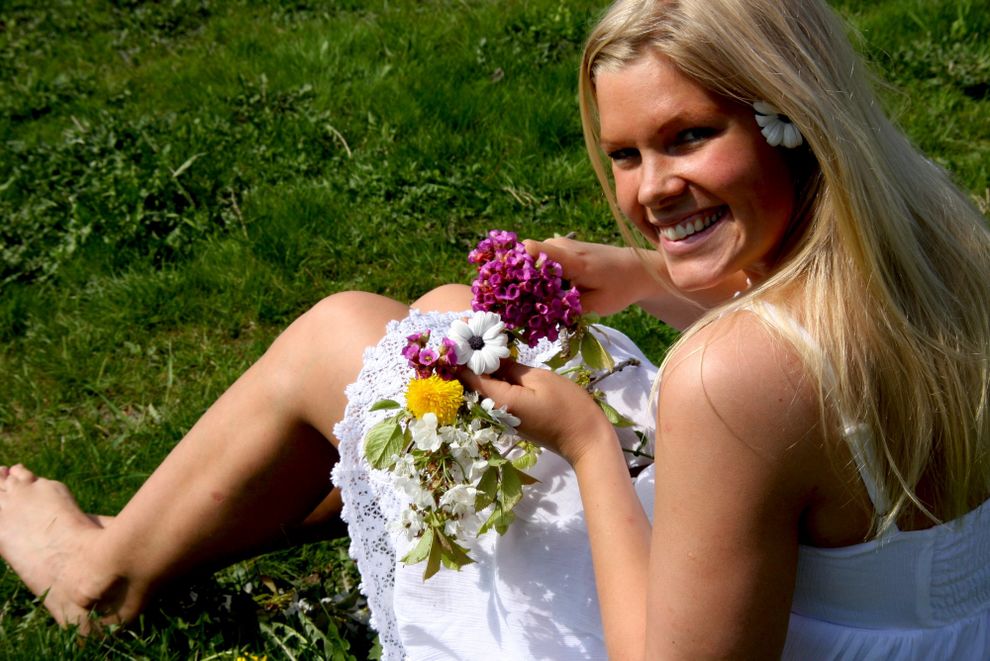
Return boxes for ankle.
[63,538,151,625]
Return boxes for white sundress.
[332,308,990,660]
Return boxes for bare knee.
[412,284,472,313]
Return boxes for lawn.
[1,0,987,658]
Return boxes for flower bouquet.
[363,230,630,579]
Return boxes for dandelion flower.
[406,375,464,426]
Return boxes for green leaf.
[401,527,434,565]
[544,350,570,370]
[580,327,615,370]
[510,451,538,471]
[369,399,402,412]
[363,417,405,469]
[499,464,524,510]
[479,505,516,536]
[598,399,634,427]
[424,530,443,579]
[438,533,475,570]
[474,466,499,510]
[516,468,539,486]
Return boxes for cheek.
[613,170,642,220]
[704,143,794,227]
[614,174,657,243]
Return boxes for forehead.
[595,52,733,140]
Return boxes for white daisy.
[448,311,511,375]
[753,100,803,148]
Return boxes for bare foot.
[0,464,105,628]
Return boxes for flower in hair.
[753,100,803,148]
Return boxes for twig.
[586,357,641,389]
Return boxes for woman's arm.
[642,314,820,657]
[524,237,748,329]
[470,311,822,659]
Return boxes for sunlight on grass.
[1,0,986,657]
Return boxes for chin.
[666,265,729,293]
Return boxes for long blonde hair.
[580,0,990,529]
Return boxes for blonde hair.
[580,0,990,530]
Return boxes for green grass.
[0,0,987,658]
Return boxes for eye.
[675,127,717,146]
[606,147,639,164]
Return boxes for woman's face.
[596,51,796,291]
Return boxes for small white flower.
[394,474,435,509]
[393,453,417,479]
[409,412,442,452]
[481,397,521,428]
[472,425,500,447]
[439,483,479,518]
[753,100,803,148]
[448,311,511,375]
[444,518,463,538]
[394,506,426,540]
[467,458,489,483]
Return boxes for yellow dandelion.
[406,375,464,426]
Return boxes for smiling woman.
[597,52,797,290]
[1,0,989,659]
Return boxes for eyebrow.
[598,102,728,151]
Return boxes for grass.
[0,0,987,658]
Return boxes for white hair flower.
[753,100,803,148]
[448,311,511,375]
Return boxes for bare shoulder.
[658,309,821,467]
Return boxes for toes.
[9,464,37,482]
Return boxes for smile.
[658,207,725,241]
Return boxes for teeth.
[660,209,722,241]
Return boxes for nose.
[637,154,687,209]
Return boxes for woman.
[2,0,989,658]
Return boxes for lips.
[656,206,726,241]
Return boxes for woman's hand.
[526,236,752,329]
[460,361,616,467]
[523,237,665,317]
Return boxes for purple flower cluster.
[403,331,459,380]
[468,230,582,347]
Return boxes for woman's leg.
[0,286,471,630]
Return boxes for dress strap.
[745,301,894,528]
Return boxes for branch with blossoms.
[363,230,637,579]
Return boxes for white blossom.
[394,506,426,540]
[482,397,521,427]
[448,311,511,375]
[439,483,479,518]
[409,412,442,452]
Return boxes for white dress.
[333,308,990,660]
[332,309,658,660]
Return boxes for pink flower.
[468,230,582,347]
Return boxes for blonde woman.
[2,0,989,658]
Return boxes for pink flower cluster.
[468,230,582,347]
[403,331,459,380]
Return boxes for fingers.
[459,366,521,406]
[523,237,585,273]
